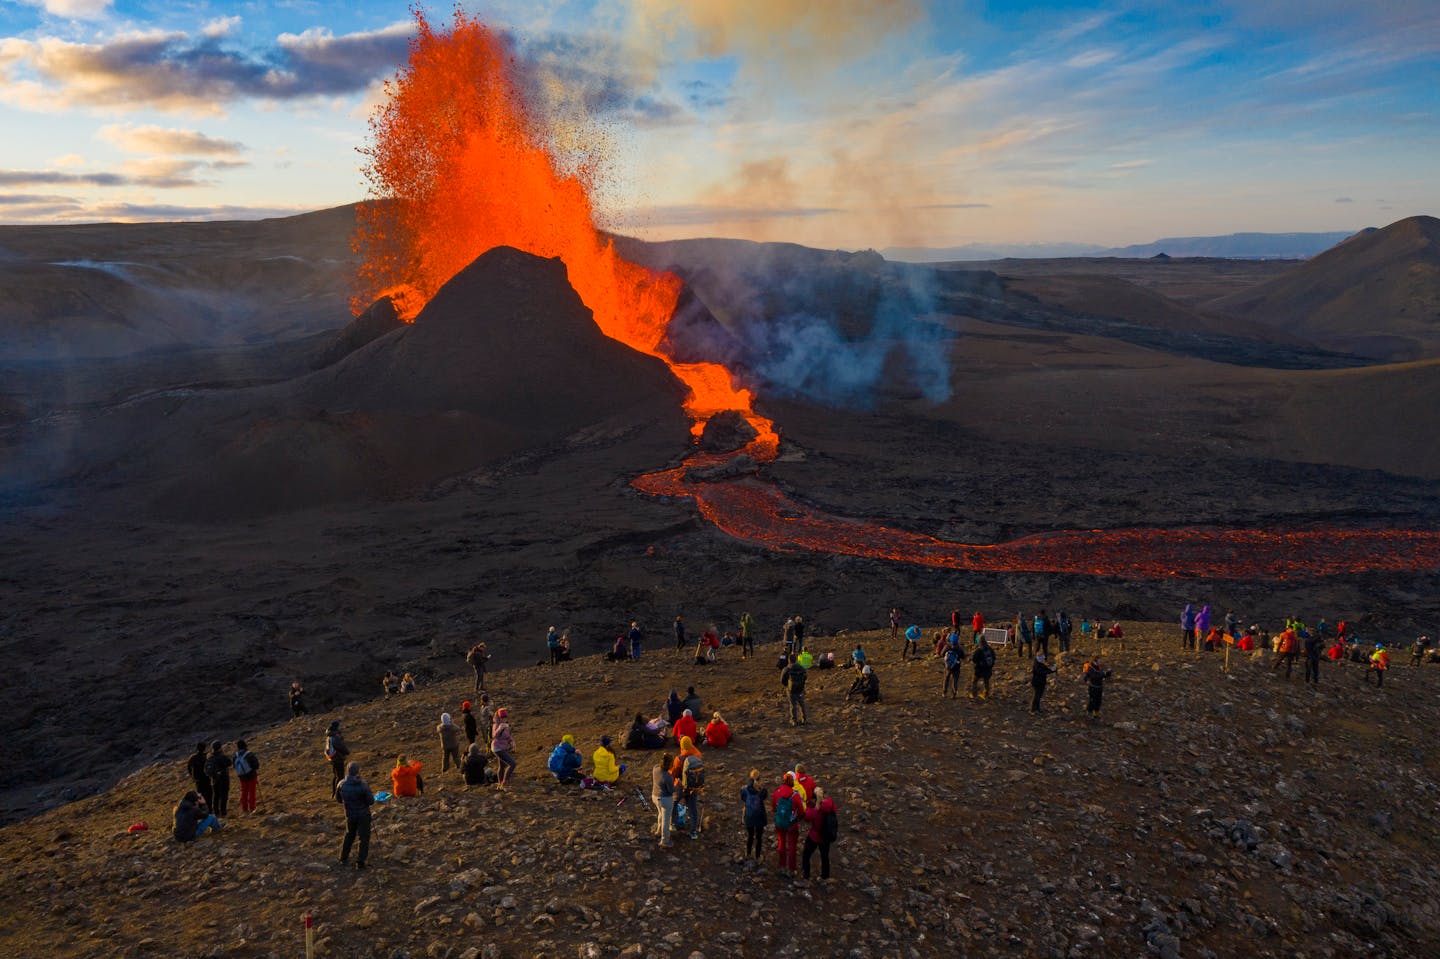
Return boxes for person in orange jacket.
[669,736,702,780]
[391,755,424,797]
[1272,627,1298,678]
[1367,644,1391,687]
[702,712,731,748]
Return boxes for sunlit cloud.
[98,124,246,156]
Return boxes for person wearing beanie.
[740,770,768,860]
[461,701,477,744]
[491,708,517,789]
[703,712,731,748]
[437,712,462,772]
[476,695,494,750]
[592,735,625,784]
[673,709,697,744]
[205,741,231,816]
[335,762,374,868]
[391,754,424,797]
[186,741,213,808]
[233,738,260,814]
[325,720,350,793]
[548,734,583,783]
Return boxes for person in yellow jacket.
[1367,644,1391,688]
[592,735,626,784]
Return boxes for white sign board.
[982,627,1009,646]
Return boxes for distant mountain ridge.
[885,230,1362,263]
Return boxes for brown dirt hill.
[4,623,1438,959]
[1209,216,1440,360]
[155,246,690,517]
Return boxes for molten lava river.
[357,10,1440,582]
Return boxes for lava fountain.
[355,10,1440,581]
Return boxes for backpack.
[324,735,337,760]
[466,647,479,665]
[774,792,796,830]
[743,788,764,818]
[682,756,706,792]
[945,646,961,669]
[821,809,839,843]
[204,753,228,778]
[233,751,253,777]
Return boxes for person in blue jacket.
[548,734,583,783]
[903,624,921,660]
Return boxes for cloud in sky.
[98,124,245,156]
[0,22,411,114]
[15,0,111,20]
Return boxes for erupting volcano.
[354,10,1439,583]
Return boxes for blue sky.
[0,0,1436,246]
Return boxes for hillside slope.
[5,623,1438,958]
[1210,216,1440,360]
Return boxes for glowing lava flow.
[355,11,1438,581]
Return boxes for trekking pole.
[303,913,315,959]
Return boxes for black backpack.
[821,809,839,843]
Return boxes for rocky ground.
[5,622,1438,958]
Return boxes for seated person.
[400,672,417,693]
[626,712,667,749]
[816,652,836,670]
[703,711,731,748]
[1105,623,1123,639]
[605,636,628,661]
[1203,627,1225,651]
[391,755,424,797]
[547,735,583,783]
[591,736,625,785]
[172,791,220,842]
[673,709,698,744]
[381,671,401,696]
[720,631,735,647]
[797,649,815,669]
[461,743,491,786]
[851,646,867,668]
[665,690,685,723]
[682,687,704,717]
[1326,640,1345,661]
[557,633,572,662]
[1238,632,1257,652]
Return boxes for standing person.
[889,607,900,640]
[1273,626,1298,678]
[186,742,213,808]
[652,754,675,848]
[741,770,768,861]
[335,762,374,869]
[1303,630,1324,686]
[437,712,463,773]
[971,611,985,641]
[772,772,801,874]
[781,654,808,727]
[679,747,706,840]
[466,642,489,692]
[491,708,517,789]
[740,612,756,658]
[950,609,962,632]
[289,680,307,718]
[1413,635,1433,667]
[475,695,494,750]
[461,701,478,745]
[1368,644,1391,688]
[903,624,922,661]
[782,617,796,657]
[1082,655,1113,718]
[547,627,561,666]
[1180,604,1196,650]
[970,635,997,700]
[628,621,644,660]
[1030,654,1057,714]
[1035,611,1053,657]
[793,616,806,651]
[1057,611,1073,654]
[173,791,221,842]
[802,787,839,880]
[674,616,686,653]
[1195,606,1212,648]
[205,742,231,817]
[1018,613,1034,659]
[942,637,964,698]
[1225,611,1240,641]
[233,739,260,814]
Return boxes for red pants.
[239,777,258,813]
[776,826,799,872]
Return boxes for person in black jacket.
[186,742,213,807]
[173,791,221,842]
[462,701,478,744]
[1030,654,1057,714]
[335,762,374,869]
[1303,631,1323,686]
[325,720,350,792]
[970,637,997,700]
[461,743,490,786]
[1083,655,1113,717]
[205,741,231,816]
[781,655,808,726]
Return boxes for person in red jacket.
[673,710,697,744]
[971,611,985,640]
[793,764,817,809]
[702,712,731,748]
[802,787,838,879]
[772,772,801,873]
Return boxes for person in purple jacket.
[1180,604,1196,650]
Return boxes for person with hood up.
[740,770,768,861]
[462,743,490,786]
[1030,653,1057,714]
[1195,606,1212,646]
[437,712,463,773]
[461,701,478,744]
[673,709,698,744]
[682,686,704,717]
[627,712,668,749]
[491,709,517,789]
[391,754,424,796]
[802,787,839,880]
[1180,604,1196,650]
[740,611,756,658]
[548,734,583,783]
[903,623,922,660]
[592,735,625,784]
[233,739,260,814]
[1368,644,1391,687]
[669,736,702,781]
[172,791,220,842]
[703,711,731,748]
[186,742,213,808]
[325,720,349,793]
[665,690,685,724]
[1304,629,1324,686]
[335,762,374,869]
[970,635,997,700]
